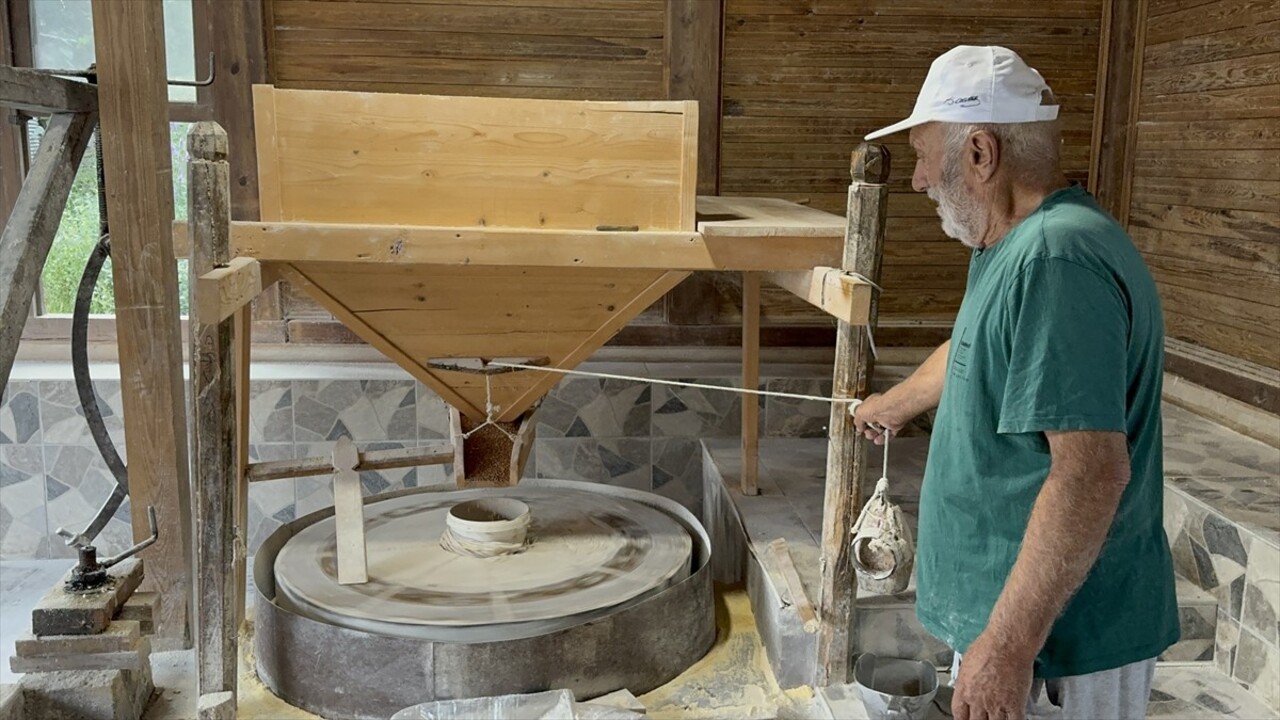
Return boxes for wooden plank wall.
[1128,0,1280,372]
[718,0,1106,323]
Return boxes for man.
[854,46,1178,720]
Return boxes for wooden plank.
[91,0,193,647]
[1133,118,1280,149]
[332,437,368,585]
[196,257,263,324]
[1130,226,1280,277]
[0,65,97,113]
[1142,19,1280,67]
[498,270,691,421]
[816,145,888,686]
[0,112,96,392]
[696,195,844,237]
[1157,281,1280,340]
[1128,202,1278,243]
[767,538,818,634]
[764,267,874,325]
[1133,148,1280,181]
[1166,308,1280,370]
[233,305,251,631]
[209,0,266,221]
[1129,177,1279,213]
[1164,338,1280,416]
[1141,53,1280,96]
[186,122,237,697]
[1145,0,1280,46]
[1138,248,1280,309]
[274,264,484,417]
[273,53,664,91]
[248,442,453,482]
[741,271,761,496]
[1089,0,1146,222]
[1138,83,1280,120]
[272,27,663,60]
[728,0,1103,17]
[271,0,666,38]
[232,221,842,270]
[666,0,723,195]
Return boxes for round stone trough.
[253,479,715,720]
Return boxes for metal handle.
[99,506,160,568]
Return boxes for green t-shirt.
[916,184,1180,678]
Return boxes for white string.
[461,374,520,441]
[486,361,866,406]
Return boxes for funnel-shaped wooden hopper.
[249,86,697,428]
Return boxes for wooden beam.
[186,122,237,703]
[92,0,194,647]
[231,222,839,271]
[768,538,818,634]
[196,256,262,324]
[0,65,98,114]
[816,144,889,687]
[665,0,722,195]
[764,267,874,325]
[1088,0,1149,225]
[203,0,266,220]
[0,111,96,392]
[740,272,761,496]
[247,443,454,482]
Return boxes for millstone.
[273,486,692,633]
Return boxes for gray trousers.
[950,653,1157,720]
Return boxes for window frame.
[5,0,211,343]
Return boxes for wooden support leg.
[91,0,193,647]
[187,122,238,704]
[741,272,761,496]
[233,305,251,628]
[816,144,889,687]
[0,111,96,392]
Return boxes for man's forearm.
[982,431,1130,660]
[886,340,950,417]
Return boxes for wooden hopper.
[246,86,699,485]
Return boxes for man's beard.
[927,161,987,249]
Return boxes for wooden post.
[187,122,237,703]
[1088,0,1148,225]
[91,0,194,647]
[0,111,96,391]
[815,144,889,686]
[740,272,761,496]
[233,305,251,627]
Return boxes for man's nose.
[912,162,928,193]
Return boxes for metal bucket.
[852,653,939,720]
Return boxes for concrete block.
[31,560,144,637]
[0,684,24,720]
[117,592,158,634]
[197,691,235,720]
[19,661,153,720]
[10,639,149,673]
[14,621,142,659]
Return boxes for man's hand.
[852,392,913,444]
[952,631,1034,720]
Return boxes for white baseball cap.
[864,46,1059,140]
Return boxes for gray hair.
[940,92,1063,184]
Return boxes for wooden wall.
[254,0,1109,346]
[716,0,1105,323]
[1127,0,1280,375]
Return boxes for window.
[18,0,200,325]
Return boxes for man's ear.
[967,130,1000,183]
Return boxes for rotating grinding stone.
[273,486,693,638]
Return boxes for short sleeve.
[998,258,1130,435]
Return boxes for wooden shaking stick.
[332,437,368,585]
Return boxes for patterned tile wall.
[2,371,842,560]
